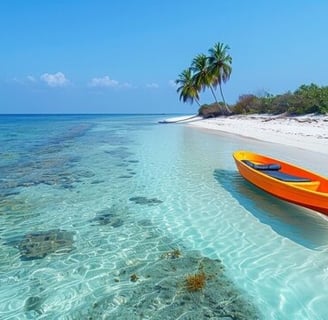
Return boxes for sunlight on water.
[1,114,328,319]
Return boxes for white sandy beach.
[165,114,328,156]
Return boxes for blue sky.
[1,0,327,114]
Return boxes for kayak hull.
[233,150,328,215]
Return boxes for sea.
[1,114,328,320]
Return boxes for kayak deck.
[241,159,320,190]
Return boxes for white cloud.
[89,76,119,88]
[146,83,159,89]
[121,82,134,88]
[40,72,69,87]
[27,75,36,82]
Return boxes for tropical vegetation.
[176,42,328,117]
[233,83,328,115]
[175,42,232,114]
[175,69,201,107]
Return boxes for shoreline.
[165,114,328,156]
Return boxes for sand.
[166,114,328,156]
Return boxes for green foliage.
[232,83,328,115]
[292,83,328,114]
[233,94,258,114]
[176,42,232,113]
[176,42,327,117]
[198,103,226,118]
[175,68,201,106]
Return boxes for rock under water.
[82,251,261,319]
[90,207,125,228]
[129,196,163,206]
[8,229,75,260]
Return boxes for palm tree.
[175,68,201,107]
[208,42,232,113]
[191,54,219,105]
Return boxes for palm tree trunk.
[219,84,231,114]
[210,84,228,114]
[209,85,219,105]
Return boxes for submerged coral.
[0,124,94,191]
[161,248,182,259]
[86,251,261,319]
[185,271,206,292]
[90,207,124,228]
[104,147,134,160]
[7,229,75,260]
[118,175,134,179]
[130,274,139,282]
[24,296,43,315]
[129,196,163,206]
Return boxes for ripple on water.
[2,115,328,319]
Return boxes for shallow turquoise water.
[1,114,328,319]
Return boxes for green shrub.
[198,103,226,118]
[230,83,328,116]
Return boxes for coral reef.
[90,207,124,228]
[24,296,43,315]
[130,274,139,282]
[185,271,206,292]
[129,196,163,206]
[104,147,134,160]
[86,251,261,319]
[0,124,94,192]
[118,175,134,179]
[161,248,182,259]
[7,229,75,260]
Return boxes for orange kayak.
[233,150,328,215]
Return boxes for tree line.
[175,43,328,116]
[233,83,328,115]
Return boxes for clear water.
[1,114,328,319]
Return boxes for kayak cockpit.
[241,159,320,190]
